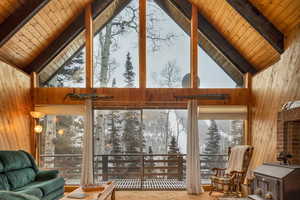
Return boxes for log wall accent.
[0,60,32,153]
[249,25,300,172]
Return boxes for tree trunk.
[165,111,170,153]
[99,23,113,87]
[94,114,106,155]
[44,115,56,168]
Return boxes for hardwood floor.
[115,191,222,200]
[65,190,225,199]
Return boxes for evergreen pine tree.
[145,146,155,177]
[204,120,221,154]
[168,136,179,154]
[123,52,135,88]
[107,111,123,178]
[203,120,221,170]
[46,50,85,87]
[123,111,141,154]
[230,120,243,146]
[122,111,142,172]
[167,136,180,179]
[122,52,144,173]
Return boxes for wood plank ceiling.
[0,0,299,74]
[0,0,92,68]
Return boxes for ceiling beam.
[170,0,257,74]
[0,0,50,47]
[24,0,114,74]
[226,0,284,54]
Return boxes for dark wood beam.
[24,0,114,74]
[226,0,284,54]
[0,0,50,47]
[34,88,250,106]
[170,0,257,74]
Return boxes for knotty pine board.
[0,60,32,153]
[248,25,300,172]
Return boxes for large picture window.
[37,108,244,187]
[199,119,244,183]
[39,115,84,184]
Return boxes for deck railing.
[40,153,228,187]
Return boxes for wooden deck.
[99,179,186,191]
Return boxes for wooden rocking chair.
[209,145,253,197]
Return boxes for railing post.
[178,155,183,181]
[103,155,108,181]
[140,155,144,189]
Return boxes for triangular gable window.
[93,0,139,88]
[42,47,85,87]
[147,0,240,88]
[198,48,239,88]
[39,0,242,88]
[147,0,189,88]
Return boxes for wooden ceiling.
[0,0,299,75]
[0,0,92,68]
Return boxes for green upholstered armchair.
[0,150,65,200]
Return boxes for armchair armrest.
[36,170,59,181]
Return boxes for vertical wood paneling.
[0,60,32,153]
[249,25,300,172]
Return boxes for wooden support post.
[178,155,183,181]
[103,155,108,181]
[85,4,93,89]
[244,73,252,145]
[30,72,38,161]
[141,155,145,189]
[191,4,198,88]
[139,0,146,90]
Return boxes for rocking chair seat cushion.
[211,175,232,184]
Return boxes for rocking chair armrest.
[230,170,245,175]
[211,168,227,176]
[211,168,226,172]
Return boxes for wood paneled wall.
[0,60,32,153]
[249,25,300,172]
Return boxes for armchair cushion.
[36,170,59,181]
[0,191,39,200]
[0,174,10,190]
[0,151,32,172]
[15,177,64,196]
[6,168,36,190]
[16,188,43,199]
